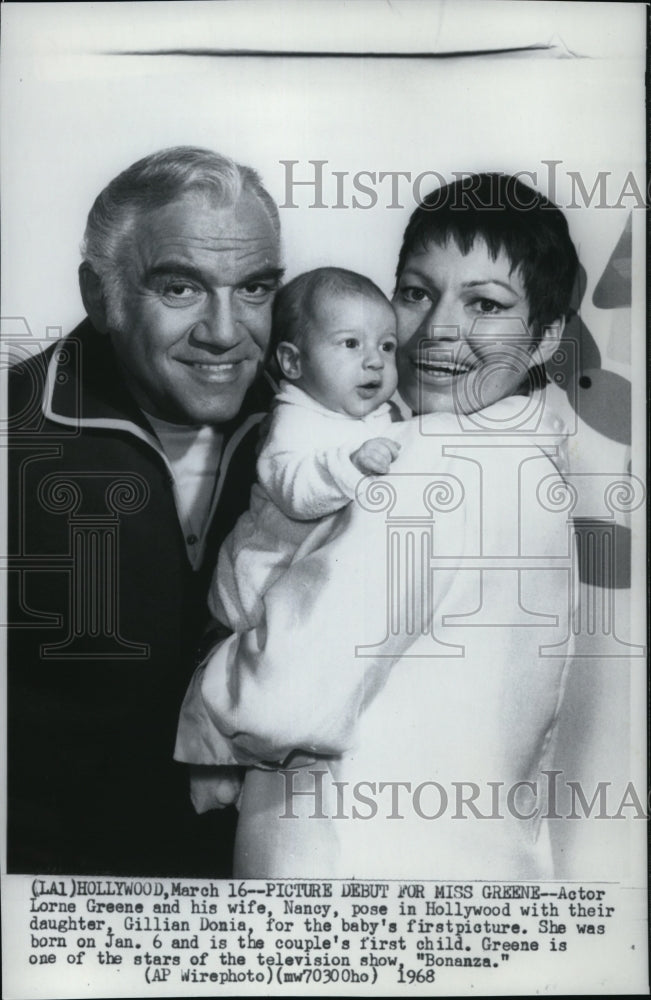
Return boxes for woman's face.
[393,237,547,415]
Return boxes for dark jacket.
[7,319,272,876]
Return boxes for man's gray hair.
[81,146,280,315]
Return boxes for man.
[7,146,283,876]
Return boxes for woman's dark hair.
[396,172,579,339]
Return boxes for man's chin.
[157,386,250,427]
[180,400,247,427]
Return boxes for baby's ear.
[536,317,565,367]
[276,341,302,381]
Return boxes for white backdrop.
[1,1,645,340]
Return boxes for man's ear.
[276,341,302,381]
[534,316,566,367]
[78,263,110,334]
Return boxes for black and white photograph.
[1,1,647,995]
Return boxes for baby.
[192,268,401,811]
[209,266,402,632]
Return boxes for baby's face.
[297,292,398,418]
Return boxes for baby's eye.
[344,338,360,349]
[381,341,396,353]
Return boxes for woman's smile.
[409,348,474,382]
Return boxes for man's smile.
[177,357,249,382]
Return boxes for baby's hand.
[351,437,401,475]
[189,765,244,813]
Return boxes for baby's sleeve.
[256,407,364,520]
[258,445,364,520]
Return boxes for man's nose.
[189,292,240,350]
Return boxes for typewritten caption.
[4,876,646,996]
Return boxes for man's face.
[392,237,547,416]
[106,190,282,425]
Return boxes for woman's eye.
[400,286,429,304]
[344,338,359,349]
[474,298,504,314]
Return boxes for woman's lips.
[410,356,473,383]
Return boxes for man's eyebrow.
[462,279,519,294]
[144,264,286,285]
[145,263,204,282]
[236,267,285,286]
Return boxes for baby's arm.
[260,437,401,519]
[259,405,401,520]
[258,445,356,519]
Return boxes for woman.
[176,173,579,879]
